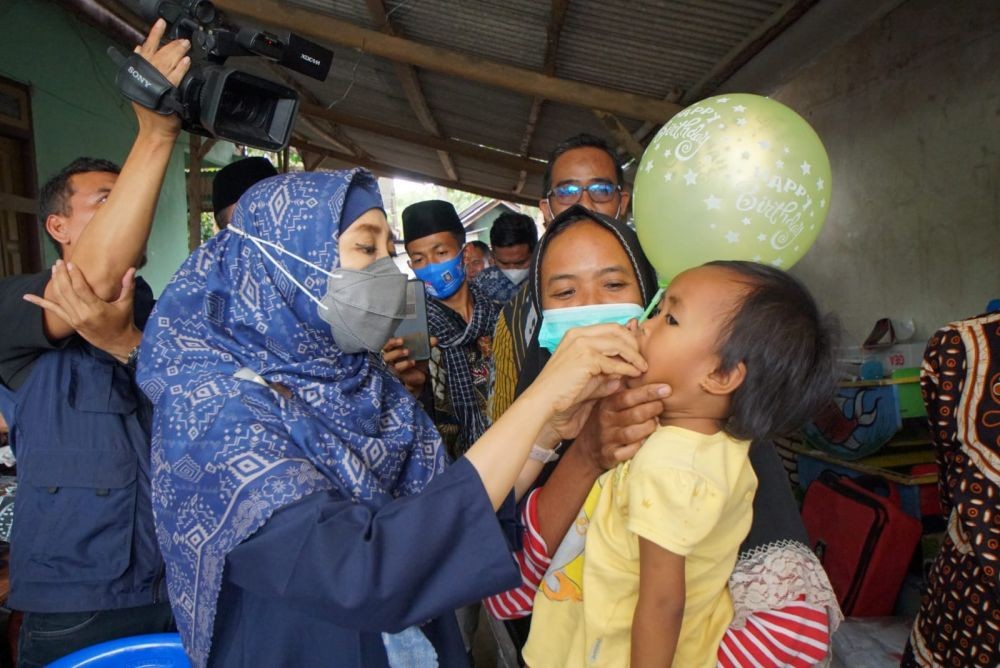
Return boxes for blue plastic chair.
[46,633,190,668]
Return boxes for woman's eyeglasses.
[547,181,621,206]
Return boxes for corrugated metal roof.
[257,0,817,201]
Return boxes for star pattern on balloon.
[633,93,830,278]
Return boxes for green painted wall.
[0,0,189,295]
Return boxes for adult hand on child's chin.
[574,382,671,471]
[527,323,647,440]
[547,376,622,442]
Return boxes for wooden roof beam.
[364,0,458,182]
[514,0,568,194]
[683,0,818,103]
[631,87,684,146]
[293,137,537,207]
[213,0,683,123]
[298,103,545,174]
[592,110,646,163]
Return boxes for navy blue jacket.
[209,458,520,667]
[0,271,166,612]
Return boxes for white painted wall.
[763,0,1000,345]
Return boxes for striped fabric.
[717,602,831,668]
[484,490,832,667]
[484,488,548,620]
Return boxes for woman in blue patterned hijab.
[138,169,646,667]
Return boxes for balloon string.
[640,288,665,323]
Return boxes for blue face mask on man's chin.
[413,250,466,299]
[537,302,645,352]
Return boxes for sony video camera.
[112,0,333,150]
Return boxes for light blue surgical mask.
[413,250,466,299]
[537,302,645,352]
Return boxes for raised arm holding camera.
[0,21,190,667]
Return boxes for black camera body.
[118,0,333,150]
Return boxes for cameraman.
[0,21,189,666]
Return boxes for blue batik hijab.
[137,169,448,667]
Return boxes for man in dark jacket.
[0,21,189,666]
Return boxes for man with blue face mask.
[474,211,538,306]
[399,199,502,662]
[401,200,500,460]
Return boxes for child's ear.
[701,362,746,396]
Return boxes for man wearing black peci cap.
[394,200,503,665]
[393,200,500,459]
[212,156,278,230]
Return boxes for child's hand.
[574,382,671,471]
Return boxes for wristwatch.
[529,443,561,463]
[125,345,140,372]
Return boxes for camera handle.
[108,47,183,116]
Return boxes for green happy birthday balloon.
[633,93,831,281]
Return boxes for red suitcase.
[801,471,922,616]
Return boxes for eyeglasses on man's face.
[547,181,622,206]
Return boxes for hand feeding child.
[522,261,836,667]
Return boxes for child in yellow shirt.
[524,261,836,667]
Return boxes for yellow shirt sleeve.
[625,445,727,556]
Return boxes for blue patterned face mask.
[537,302,644,352]
[413,250,466,299]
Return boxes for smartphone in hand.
[393,279,431,361]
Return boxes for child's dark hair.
[706,260,838,442]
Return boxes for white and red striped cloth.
[483,488,549,620]
[717,601,831,667]
[484,488,832,667]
